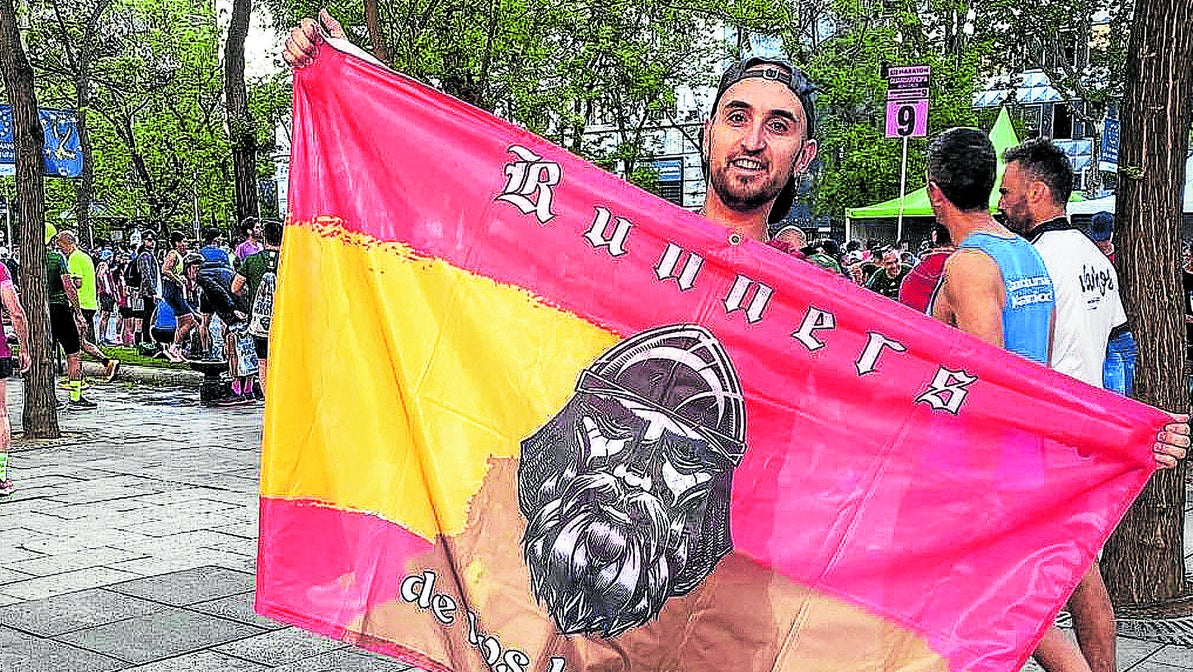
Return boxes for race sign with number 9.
[885,100,928,138]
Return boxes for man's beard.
[998,207,1031,234]
[709,164,789,212]
[522,471,692,638]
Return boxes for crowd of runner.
[0,218,284,413]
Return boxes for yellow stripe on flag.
[260,219,619,539]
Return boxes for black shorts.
[99,294,116,312]
[254,336,268,360]
[0,357,14,379]
[199,292,215,315]
[119,305,135,319]
[81,309,96,339]
[150,327,175,346]
[162,278,194,317]
[49,304,81,356]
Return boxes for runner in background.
[0,259,30,494]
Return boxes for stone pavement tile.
[212,522,258,538]
[214,626,348,665]
[48,500,163,521]
[1127,663,1191,672]
[0,566,33,583]
[55,606,265,665]
[48,484,165,506]
[0,566,139,601]
[107,565,255,606]
[6,546,148,577]
[0,544,45,564]
[0,637,127,672]
[22,529,157,555]
[271,648,416,671]
[12,527,69,548]
[0,510,78,532]
[0,497,69,516]
[0,484,72,503]
[18,475,85,489]
[1149,646,1193,668]
[157,498,240,515]
[111,530,251,557]
[120,513,241,537]
[109,549,256,576]
[0,587,167,637]
[122,650,269,672]
[1119,637,1167,670]
[188,591,286,631]
[0,624,37,645]
[174,530,258,556]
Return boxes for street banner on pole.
[258,41,1166,672]
[1101,109,1120,173]
[0,106,84,178]
[884,66,930,139]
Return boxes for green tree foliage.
[22,0,288,238]
[261,0,790,179]
[982,0,1131,195]
[791,0,988,220]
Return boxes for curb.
[80,360,202,388]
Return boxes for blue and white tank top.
[957,232,1054,364]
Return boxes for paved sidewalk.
[0,382,411,671]
[0,381,1188,671]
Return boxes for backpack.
[248,250,279,338]
[123,256,142,288]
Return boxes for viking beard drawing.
[518,324,747,638]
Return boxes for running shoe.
[67,396,98,410]
[104,359,121,382]
[0,479,14,496]
[214,394,251,407]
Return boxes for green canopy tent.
[844,107,1021,242]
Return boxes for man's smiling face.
[705,73,815,213]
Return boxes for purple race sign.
[885,99,928,138]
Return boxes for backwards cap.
[710,56,818,226]
[711,56,817,138]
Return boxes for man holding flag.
[277,16,1188,670]
[282,11,1186,463]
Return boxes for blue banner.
[1100,111,1119,173]
[0,106,84,178]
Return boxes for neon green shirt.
[67,249,98,311]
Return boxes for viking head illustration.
[518,324,747,638]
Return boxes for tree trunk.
[364,0,389,63]
[0,0,60,439]
[1102,0,1193,606]
[224,0,258,228]
[74,69,94,247]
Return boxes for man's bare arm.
[939,249,1005,349]
[1,282,30,372]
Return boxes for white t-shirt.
[1030,223,1127,387]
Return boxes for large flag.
[257,41,1167,672]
